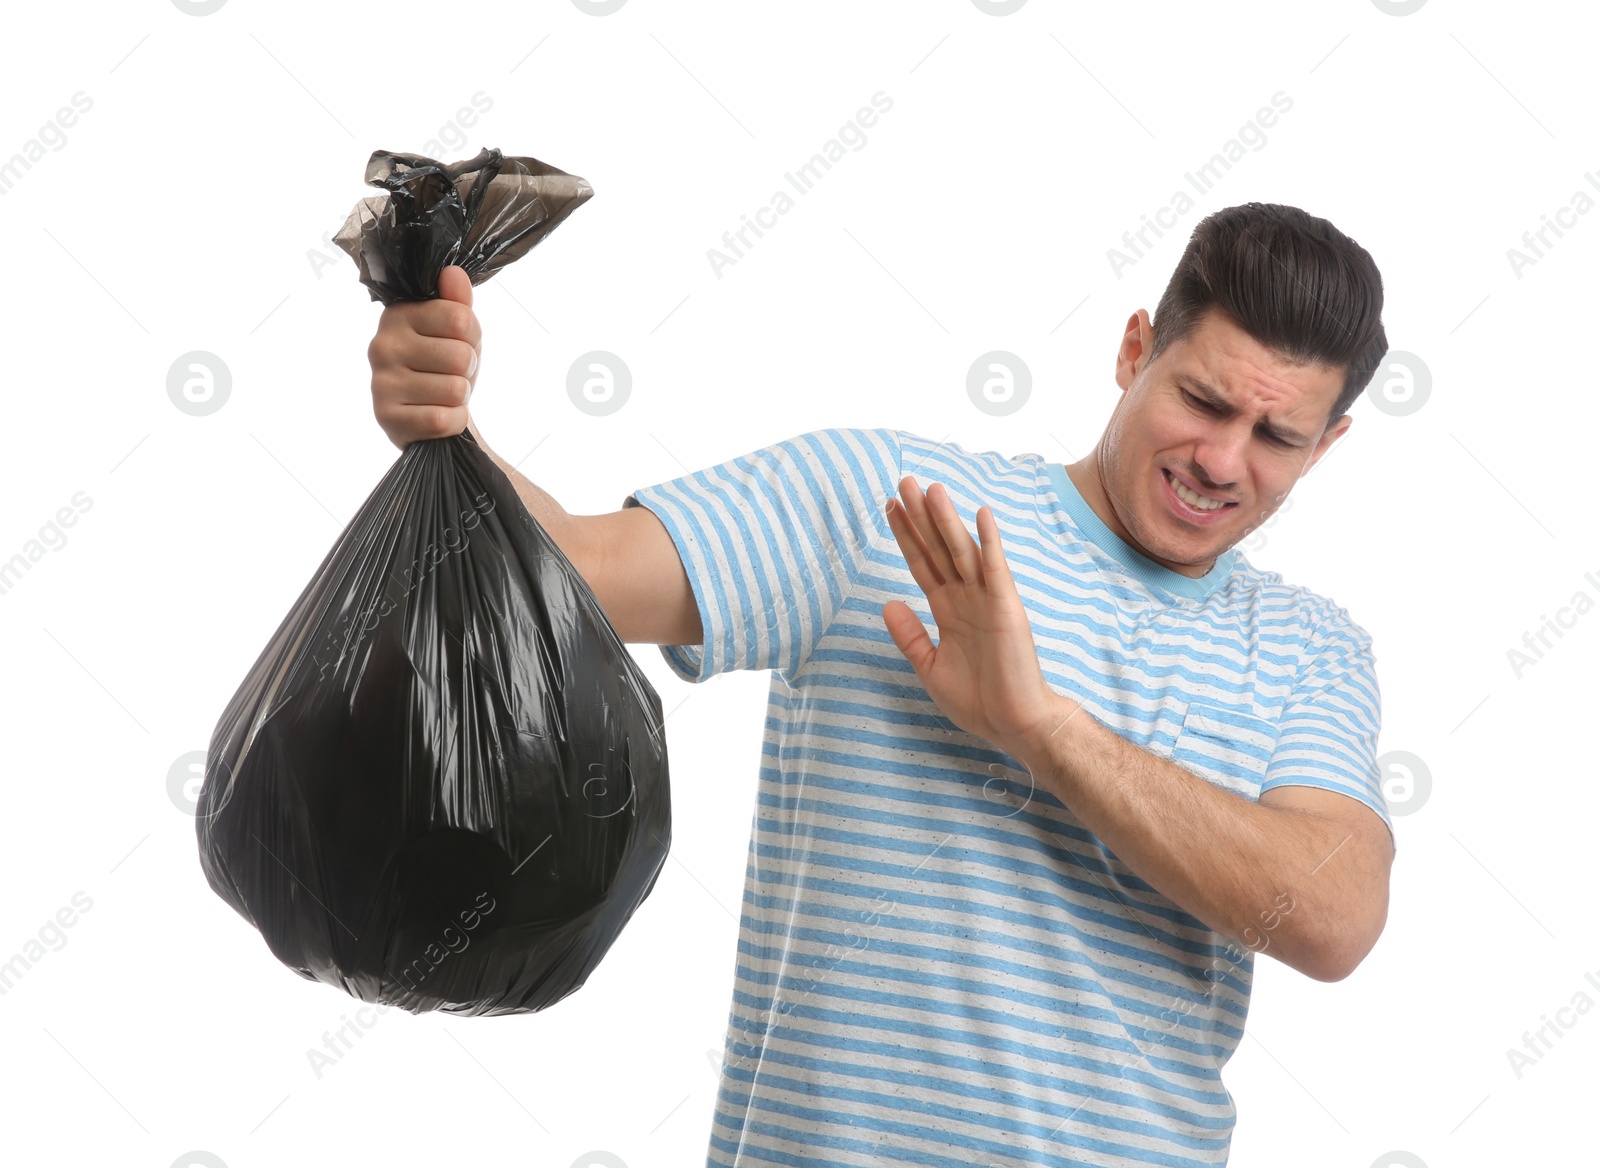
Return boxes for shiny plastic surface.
[196,148,670,1017]
[333,146,595,305]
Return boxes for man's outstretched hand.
[881,477,1078,766]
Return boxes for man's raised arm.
[365,264,702,649]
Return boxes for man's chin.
[1132,518,1230,575]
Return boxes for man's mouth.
[1161,468,1237,523]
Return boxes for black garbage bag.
[196,147,671,1017]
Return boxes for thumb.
[883,600,936,678]
[437,264,473,307]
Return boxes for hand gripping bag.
[196,147,671,1017]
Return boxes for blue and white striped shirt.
[623,427,1391,1167]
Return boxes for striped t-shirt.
[622,427,1391,1168]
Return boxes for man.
[367,201,1395,1166]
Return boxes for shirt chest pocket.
[1168,702,1282,801]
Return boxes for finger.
[437,264,474,308]
[896,476,958,583]
[411,298,481,349]
[391,334,477,381]
[466,337,481,400]
[375,396,468,440]
[381,370,473,409]
[882,599,936,678]
[975,506,1014,587]
[885,495,946,597]
[926,482,981,584]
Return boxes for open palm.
[881,476,1071,762]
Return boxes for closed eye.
[1183,389,1294,447]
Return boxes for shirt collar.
[1045,460,1237,602]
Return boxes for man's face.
[1092,305,1352,577]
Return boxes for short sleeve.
[1260,620,1395,847]
[620,427,902,684]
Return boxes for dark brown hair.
[1148,202,1388,429]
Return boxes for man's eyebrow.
[1176,374,1313,445]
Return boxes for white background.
[0,1,1594,1165]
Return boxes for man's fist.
[367,265,483,450]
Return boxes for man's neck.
[1063,455,1215,579]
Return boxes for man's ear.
[1303,413,1354,477]
[1114,309,1155,392]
